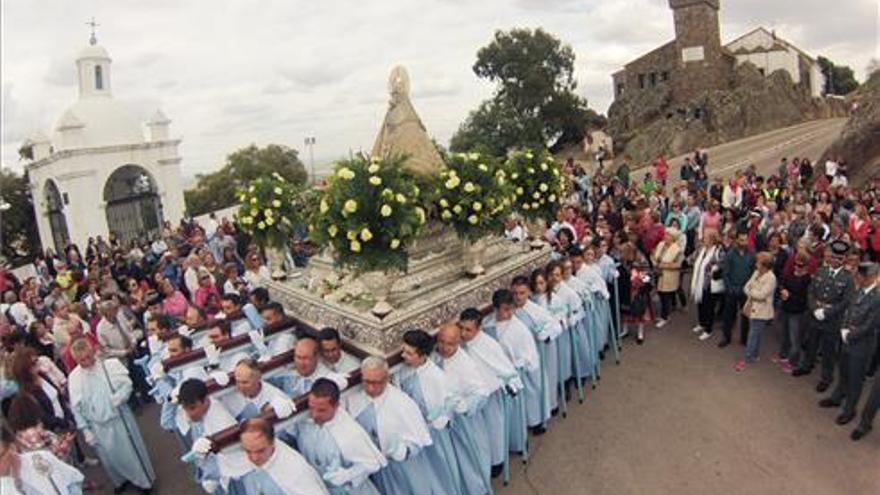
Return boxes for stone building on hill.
[612,0,824,104]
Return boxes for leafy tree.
[185,144,308,216]
[451,28,604,156]
[818,56,859,95]
[0,169,40,262]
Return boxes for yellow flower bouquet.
[234,172,307,248]
[506,148,567,222]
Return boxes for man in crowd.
[318,327,361,373]
[347,357,443,494]
[720,231,755,348]
[236,418,329,494]
[793,240,855,393]
[68,338,155,494]
[286,378,386,495]
[221,359,294,421]
[819,262,879,426]
[272,336,330,397]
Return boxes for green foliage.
[310,154,426,274]
[506,148,567,221]
[0,169,40,261]
[433,152,515,242]
[450,28,604,156]
[234,173,308,249]
[185,144,308,216]
[818,56,859,96]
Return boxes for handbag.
[741,299,753,318]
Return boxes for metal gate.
[103,165,163,245]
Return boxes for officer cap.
[829,240,850,256]
[857,262,879,277]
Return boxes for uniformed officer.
[819,262,880,425]
[792,240,854,393]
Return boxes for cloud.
[1,0,874,176]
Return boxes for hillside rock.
[608,63,848,164]
[817,71,880,185]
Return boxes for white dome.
[52,97,144,150]
[77,44,110,60]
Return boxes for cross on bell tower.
[86,17,100,45]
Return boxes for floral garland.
[434,152,515,241]
[234,172,305,248]
[310,154,426,274]
[506,148,567,221]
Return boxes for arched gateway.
[104,165,163,244]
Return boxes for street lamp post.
[304,137,316,184]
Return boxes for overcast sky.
[2,0,877,178]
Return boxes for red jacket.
[848,216,870,251]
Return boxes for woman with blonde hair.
[651,228,684,328]
[734,252,777,372]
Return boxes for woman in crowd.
[651,228,684,328]
[690,229,725,341]
[735,252,777,372]
[776,252,812,374]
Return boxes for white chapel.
[23,31,185,253]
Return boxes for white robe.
[14,450,84,495]
[496,316,548,428]
[220,381,289,421]
[68,359,155,489]
[322,353,362,374]
[234,442,330,495]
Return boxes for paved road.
[93,118,875,495]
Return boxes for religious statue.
[371,66,445,179]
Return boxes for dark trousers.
[800,319,841,384]
[859,369,880,429]
[830,343,874,415]
[697,291,720,333]
[778,310,804,364]
[721,292,749,344]
[659,291,676,320]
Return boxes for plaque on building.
[681,46,705,62]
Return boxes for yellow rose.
[539,183,548,192]
[369,176,382,186]
[441,209,453,220]
[320,200,329,214]
[553,169,560,177]
[250,208,259,217]
[415,207,426,224]
[516,187,524,195]
[532,192,541,200]
[265,217,275,226]
[439,199,449,208]
[496,177,506,185]
[390,239,401,249]
[549,194,557,202]
[264,209,273,217]
[467,152,480,161]
[453,205,463,214]
[382,188,394,198]
[464,182,475,193]
[343,199,358,214]
[248,185,256,193]
[350,240,361,253]
[531,202,539,208]
[241,216,252,225]
[412,185,420,197]
[274,187,283,195]
[540,163,548,171]
[271,199,281,208]
[328,225,338,237]
[395,193,406,204]
[337,167,355,180]
[527,167,535,175]
[250,197,258,204]
[511,173,519,180]
[360,228,373,242]
[380,204,393,217]
[478,164,488,172]
[445,177,460,189]
[472,202,483,212]
[523,203,531,210]
[257,221,266,230]
[368,164,380,174]
[347,231,357,240]
[468,215,478,225]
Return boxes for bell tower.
[668,0,730,102]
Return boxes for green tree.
[451,28,604,156]
[185,144,308,216]
[0,169,40,262]
[818,56,859,95]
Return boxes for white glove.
[430,415,450,430]
[248,330,269,357]
[326,372,349,390]
[177,325,193,337]
[83,429,97,446]
[149,361,165,381]
[840,328,851,344]
[210,371,230,387]
[323,467,355,487]
[200,479,219,494]
[214,313,227,320]
[204,344,221,366]
[270,396,294,419]
[387,441,407,463]
[192,436,213,456]
[453,398,469,415]
[170,386,181,404]
[813,308,826,321]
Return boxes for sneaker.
[698,331,712,341]
[691,325,704,334]
[781,362,794,374]
[655,319,668,328]
[733,360,748,372]
[771,353,783,364]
